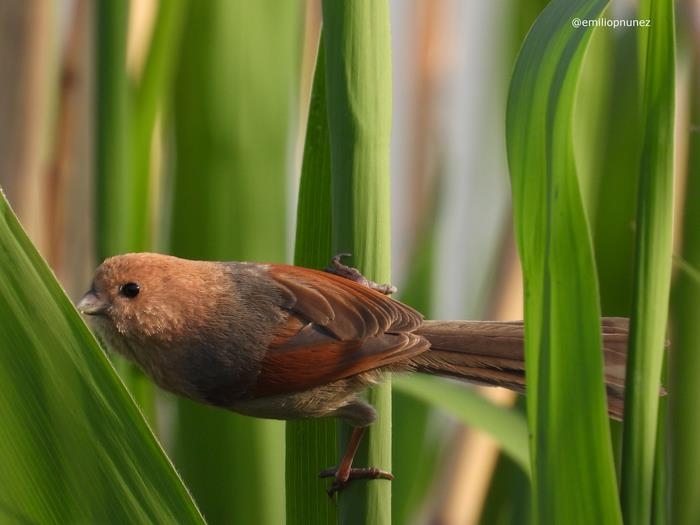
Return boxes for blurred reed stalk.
[668,2,700,521]
[168,2,299,524]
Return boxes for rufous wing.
[253,264,429,397]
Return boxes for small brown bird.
[77,252,628,494]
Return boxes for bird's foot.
[325,254,397,295]
[319,466,394,497]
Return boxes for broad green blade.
[168,2,300,524]
[0,192,204,524]
[506,1,622,523]
[392,376,530,474]
[573,26,612,211]
[588,26,642,475]
[321,0,393,522]
[620,0,675,522]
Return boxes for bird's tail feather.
[411,317,629,420]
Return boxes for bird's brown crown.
[82,252,229,344]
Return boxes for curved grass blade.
[0,192,204,524]
[506,1,622,523]
[391,222,439,524]
[392,376,530,474]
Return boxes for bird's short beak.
[77,291,108,316]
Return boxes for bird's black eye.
[119,282,140,298]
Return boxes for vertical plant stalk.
[130,0,187,252]
[286,35,338,525]
[95,1,158,421]
[669,36,700,524]
[95,1,132,259]
[95,0,186,424]
[620,0,675,522]
[507,1,622,523]
[322,1,393,523]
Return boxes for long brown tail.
[410,317,629,419]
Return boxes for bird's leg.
[318,426,394,496]
[325,254,397,295]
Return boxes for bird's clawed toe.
[319,466,394,497]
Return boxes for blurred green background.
[0,0,696,523]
